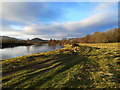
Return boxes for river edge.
[1,44,65,61]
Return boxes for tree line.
[48,28,120,45]
[77,28,120,43]
[1,39,33,49]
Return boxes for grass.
[1,43,120,89]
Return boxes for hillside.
[1,36,48,48]
[0,36,22,41]
[31,38,47,42]
[1,36,31,49]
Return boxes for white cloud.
[7,9,117,39]
[63,10,117,31]
[2,2,49,23]
[1,2,118,40]
[93,2,117,13]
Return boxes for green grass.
[2,43,120,89]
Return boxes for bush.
[72,43,79,47]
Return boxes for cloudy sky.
[1,1,118,40]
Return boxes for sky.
[1,1,118,40]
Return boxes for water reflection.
[1,44,63,59]
[48,44,56,49]
[26,46,31,53]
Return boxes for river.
[0,44,63,59]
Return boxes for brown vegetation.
[75,28,120,43]
[57,28,120,45]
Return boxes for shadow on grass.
[25,54,100,89]
[3,45,101,89]
[2,54,51,76]
[3,54,76,88]
[62,56,99,88]
[2,53,72,76]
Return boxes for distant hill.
[31,38,48,42]
[0,36,22,41]
[0,36,48,42]
[0,36,48,48]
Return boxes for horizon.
[1,2,118,40]
[1,26,118,41]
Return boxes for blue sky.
[1,2,118,40]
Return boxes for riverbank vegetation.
[2,43,120,88]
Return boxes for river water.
[0,44,63,59]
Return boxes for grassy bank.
[2,43,120,89]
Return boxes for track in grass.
[2,43,120,88]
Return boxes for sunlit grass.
[2,43,120,88]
